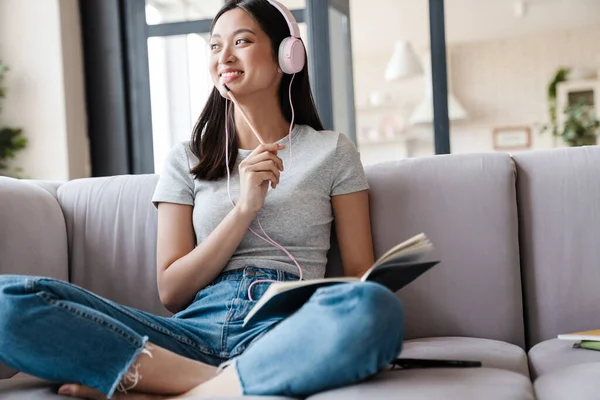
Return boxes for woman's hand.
[236,143,285,217]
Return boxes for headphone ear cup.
[278,37,305,74]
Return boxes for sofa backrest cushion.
[57,175,169,316]
[361,153,525,347]
[513,146,600,348]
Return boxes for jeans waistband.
[210,265,300,286]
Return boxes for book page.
[243,277,360,327]
[359,233,432,281]
[375,233,429,266]
[264,277,359,295]
[558,329,600,341]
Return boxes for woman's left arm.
[331,190,375,278]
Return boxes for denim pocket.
[227,298,246,321]
[228,281,273,321]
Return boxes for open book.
[243,233,439,327]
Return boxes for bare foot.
[57,363,243,399]
[57,384,168,400]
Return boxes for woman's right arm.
[156,202,256,314]
[156,143,285,314]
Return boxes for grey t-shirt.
[151,124,369,280]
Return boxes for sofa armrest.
[0,177,69,278]
[0,177,69,379]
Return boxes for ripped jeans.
[0,266,404,398]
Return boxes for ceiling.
[350,0,600,58]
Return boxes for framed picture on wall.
[493,126,532,150]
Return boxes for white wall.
[0,0,89,180]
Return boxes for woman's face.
[210,8,281,98]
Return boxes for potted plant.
[558,100,600,147]
[0,61,28,178]
[542,67,600,147]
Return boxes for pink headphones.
[266,0,306,74]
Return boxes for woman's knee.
[353,282,404,330]
[313,281,404,341]
[309,281,405,365]
[346,282,405,359]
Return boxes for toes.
[58,384,108,399]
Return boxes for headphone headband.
[264,0,305,74]
[266,0,301,38]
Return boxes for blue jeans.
[0,266,404,398]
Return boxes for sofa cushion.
[2,339,533,400]
[0,374,68,400]
[307,368,534,400]
[401,336,529,378]
[528,338,600,379]
[357,153,524,347]
[56,174,169,316]
[513,146,600,348]
[305,336,534,399]
[534,362,600,400]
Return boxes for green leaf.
[556,99,600,146]
[548,67,570,100]
[0,127,28,160]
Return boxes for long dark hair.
[189,0,324,181]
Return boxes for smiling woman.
[0,2,403,400]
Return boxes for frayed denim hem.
[106,336,152,399]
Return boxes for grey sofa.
[1,145,600,399]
